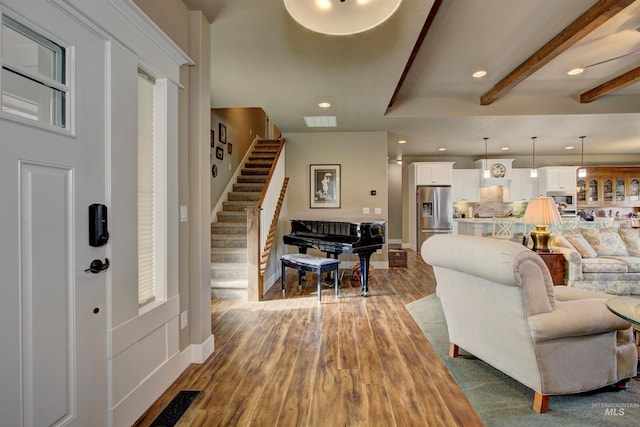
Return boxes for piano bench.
[280,254,340,302]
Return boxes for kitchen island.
[456,217,525,236]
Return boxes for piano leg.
[359,251,373,297]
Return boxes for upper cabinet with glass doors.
[577,167,640,208]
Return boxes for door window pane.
[1,15,66,128]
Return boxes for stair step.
[217,211,247,222]
[211,247,247,263]
[228,192,260,202]
[245,160,274,168]
[241,167,270,176]
[211,222,247,234]
[211,286,247,300]
[222,200,256,211]
[248,154,276,161]
[237,175,267,184]
[211,263,248,280]
[211,234,247,248]
[232,183,264,192]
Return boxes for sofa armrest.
[529,299,631,342]
[550,245,581,265]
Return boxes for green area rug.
[407,294,640,426]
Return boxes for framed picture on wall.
[228,143,232,154]
[210,129,214,147]
[218,123,227,143]
[310,164,340,209]
[216,146,224,160]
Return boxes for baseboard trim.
[111,351,183,427]
[184,334,215,365]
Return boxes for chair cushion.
[581,228,629,257]
[281,253,340,267]
[618,228,640,257]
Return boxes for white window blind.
[138,71,155,307]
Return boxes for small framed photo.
[228,143,232,154]
[211,164,217,178]
[218,123,227,144]
[210,129,214,147]
[310,164,340,209]
[215,146,224,160]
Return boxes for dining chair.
[594,217,615,228]
[491,217,515,240]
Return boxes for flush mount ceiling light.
[438,147,446,152]
[284,0,403,36]
[472,70,487,78]
[304,116,337,127]
[500,146,510,151]
[567,48,640,76]
[318,102,331,108]
[398,139,406,144]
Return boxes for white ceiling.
[182,0,640,162]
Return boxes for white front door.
[0,3,107,426]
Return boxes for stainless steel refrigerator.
[417,185,453,250]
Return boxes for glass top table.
[606,296,640,327]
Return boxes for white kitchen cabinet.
[413,162,454,185]
[508,168,535,202]
[538,166,578,193]
[452,169,480,202]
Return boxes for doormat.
[150,390,200,427]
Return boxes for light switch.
[180,205,188,222]
[374,207,382,214]
[363,207,370,214]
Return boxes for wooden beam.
[387,0,443,109]
[480,0,635,106]
[580,65,640,103]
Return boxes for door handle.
[85,258,110,274]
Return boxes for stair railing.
[246,140,286,301]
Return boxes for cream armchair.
[422,234,637,413]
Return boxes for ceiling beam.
[387,0,443,109]
[480,0,635,106]
[580,65,640,103]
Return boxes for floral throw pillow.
[618,229,640,257]
[581,228,629,257]
[565,233,598,258]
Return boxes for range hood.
[481,178,511,188]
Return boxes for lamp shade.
[284,0,403,36]
[522,196,562,226]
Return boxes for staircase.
[210,139,283,299]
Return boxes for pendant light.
[483,137,490,178]
[578,136,587,178]
[530,136,538,178]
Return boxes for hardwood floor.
[132,250,484,426]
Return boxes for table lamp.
[522,195,562,252]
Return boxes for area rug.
[407,294,640,427]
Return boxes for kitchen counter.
[456,217,524,236]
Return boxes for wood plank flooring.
[132,250,484,426]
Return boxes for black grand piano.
[283,220,385,296]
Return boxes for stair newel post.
[246,205,262,301]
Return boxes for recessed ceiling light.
[318,102,331,108]
[567,68,584,76]
[398,140,406,144]
[565,146,575,150]
[500,146,510,151]
[438,147,446,152]
[472,70,487,78]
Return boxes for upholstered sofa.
[422,234,637,413]
[551,227,640,295]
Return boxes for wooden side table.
[536,252,565,286]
